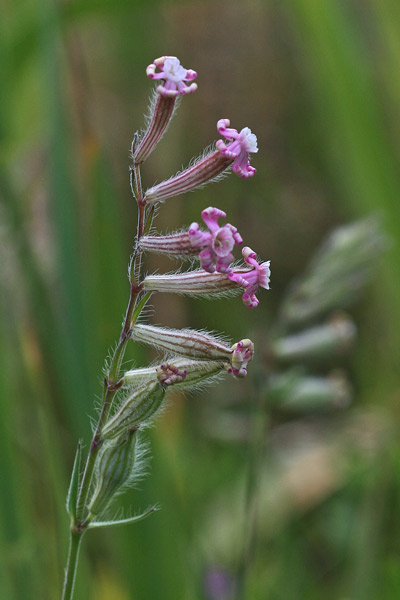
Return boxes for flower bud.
[101,380,166,439]
[124,358,228,388]
[88,429,138,517]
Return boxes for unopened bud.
[101,380,166,439]
[89,429,138,517]
[124,358,228,389]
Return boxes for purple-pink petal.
[189,207,243,274]
[147,56,198,98]
[201,207,226,232]
[212,227,235,257]
[216,119,258,179]
[228,247,270,308]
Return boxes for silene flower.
[144,119,258,203]
[228,246,271,308]
[133,56,198,164]
[189,207,243,273]
[216,118,258,178]
[146,56,198,98]
[139,206,241,273]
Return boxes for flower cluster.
[142,212,270,307]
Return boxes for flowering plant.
[61,55,269,599]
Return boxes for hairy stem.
[63,158,153,598]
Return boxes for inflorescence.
[66,53,270,548]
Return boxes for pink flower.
[146,56,198,98]
[216,119,258,178]
[228,247,270,308]
[228,339,255,377]
[189,207,243,273]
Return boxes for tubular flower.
[144,151,232,204]
[133,94,176,164]
[189,207,243,273]
[228,247,271,308]
[146,56,198,98]
[216,118,258,178]
[144,269,237,296]
[139,231,196,256]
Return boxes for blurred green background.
[2,0,400,598]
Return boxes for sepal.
[88,430,139,518]
[101,380,166,440]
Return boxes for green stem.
[76,163,147,519]
[62,530,83,600]
[62,159,155,595]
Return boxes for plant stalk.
[62,159,154,598]
[62,530,83,600]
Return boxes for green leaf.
[131,292,153,325]
[88,505,158,530]
[143,206,155,236]
[66,442,82,523]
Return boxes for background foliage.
[1,1,400,598]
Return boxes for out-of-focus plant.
[196,217,387,599]
[61,56,269,599]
